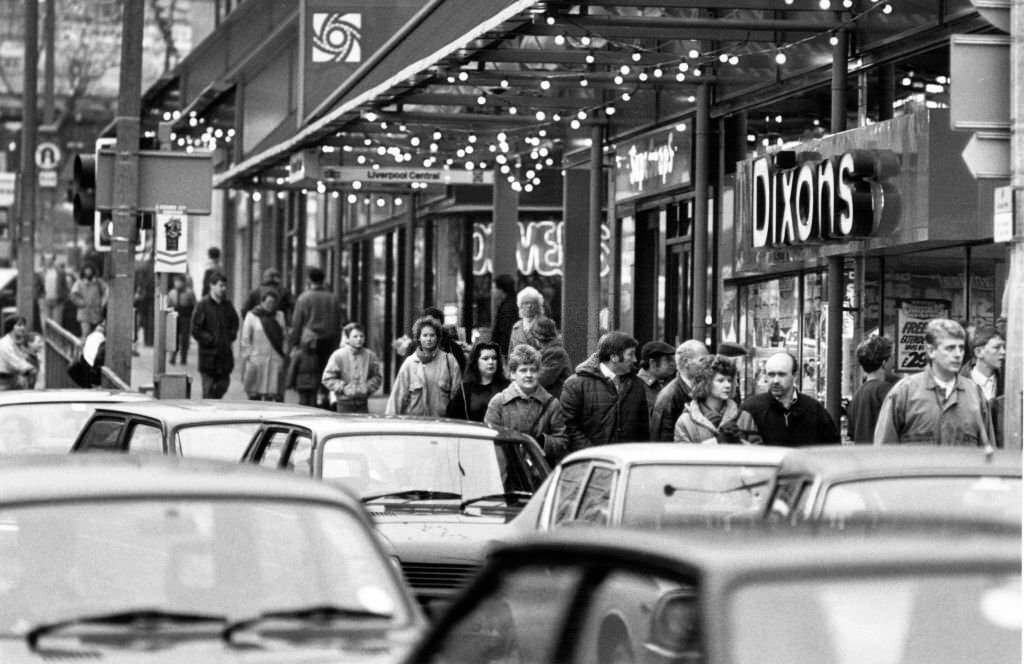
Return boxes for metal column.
[1006,2,1024,449]
[491,177,520,319]
[16,0,38,329]
[825,27,849,423]
[562,169,591,364]
[587,122,603,351]
[692,84,710,343]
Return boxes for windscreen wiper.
[26,609,226,650]
[360,489,462,503]
[459,491,533,510]
[664,479,770,497]
[222,604,393,642]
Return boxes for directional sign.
[35,142,62,170]
[0,172,15,207]
[961,131,1010,179]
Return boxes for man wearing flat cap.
[637,341,678,411]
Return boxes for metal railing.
[42,318,132,391]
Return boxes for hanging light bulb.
[552,113,561,122]
[619,64,631,76]
[468,134,478,144]
[508,106,518,115]
[638,71,649,82]
[579,76,588,87]
[457,71,469,82]
[410,136,421,147]
[653,67,664,78]
[500,79,510,89]
[584,51,595,65]
[347,193,358,204]
[554,34,566,46]
[688,48,700,59]
[577,110,587,120]
[621,91,631,101]
[535,110,546,121]
[540,78,552,90]
[678,61,689,73]
[570,119,581,130]
[613,75,624,85]
[818,0,830,8]
[729,55,739,65]
[675,72,686,82]
[545,15,555,25]
[605,106,616,116]
[882,3,893,13]
[631,50,642,62]
[432,130,443,140]
[719,53,729,63]
[580,34,592,47]
[477,95,487,105]
[775,50,787,65]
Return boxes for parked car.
[239,413,550,610]
[404,524,1021,664]
[0,453,423,661]
[765,445,1022,525]
[0,389,152,455]
[69,400,321,461]
[512,443,792,532]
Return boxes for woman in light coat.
[507,286,545,355]
[386,316,461,417]
[674,355,745,444]
[240,289,288,401]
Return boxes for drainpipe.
[693,83,711,344]
[826,27,848,426]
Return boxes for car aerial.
[0,453,423,662]
[239,413,550,611]
[764,445,1022,525]
[512,443,792,532]
[0,389,152,455]
[404,524,1021,664]
[69,400,322,461]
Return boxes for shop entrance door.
[665,242,691,344]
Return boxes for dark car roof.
[87,399,323,426]
[258,413,538,443]
[0,453,361,507]
[775,445,1021,479]
[0,389,152,405]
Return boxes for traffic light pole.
[16,0,38,329]
[107,1,145,384]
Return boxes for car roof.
[0,389,153,405]
[775,445,1022,478]
[88,399,323,425]
[258,413,537,443]
[0,453,360,507]
[558,442,794,466]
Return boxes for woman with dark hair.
[386,316,462,416]
[674,355,745,444]
[446,341,510,422]
[240,288,287,401]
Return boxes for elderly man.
[874,318,994,447]
[649,340,709,441]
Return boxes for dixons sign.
[751,149,899,247]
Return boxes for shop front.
[724,109,1009,415]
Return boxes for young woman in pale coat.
[386,316,462,416]
[322,322,383,413]
[240,289,288,401]
[674,355,745,444]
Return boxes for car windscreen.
[321,434,547,501]
[0,498,411,634]
[820,475,1022,524]
[621,463,777,528]
[175,422,265,461]
[731,573,1021,664]
[0,403,101,454]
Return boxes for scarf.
[415,346,439,364]
[253,307,285,357]
[699,401,725,429]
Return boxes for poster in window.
[895,298,950,372]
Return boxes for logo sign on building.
[323,165,494,186]
[155,205,188,273]
[472,220,611,278]
[614,124,691,202]
[895,298,951,372]
[311,13,362,63]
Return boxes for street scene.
[0,1,1020,662]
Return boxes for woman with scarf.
[386,316,462,416]
[240,288,288,401]
[674,355,747,444]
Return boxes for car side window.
[766,476,809,522]
[258,430,292,468]
[285,435,313,475]
[125,423,163,454]
[552,462,591,526]
[575,467,615,525]
[76,417,125,452]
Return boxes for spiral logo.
[311,13,362,63]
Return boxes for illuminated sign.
[614,124,691,201]
[751,149,899,247]
[322,165,493,185]
[472,220,610,277]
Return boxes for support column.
[692,84,710,343]
[587,122,603,351]
[1006,1,1024,449]
[491,177,520,318]
[401,196,416,335]
[562,169,590,364]
[825,27,849,423]
[17,0,38,329]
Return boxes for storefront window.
[744,275,799,396]
[618,215,636,335]
[968,244,1008,329]
[369,236,387,361]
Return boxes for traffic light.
[72,154,96,226]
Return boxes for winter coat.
[674,399,742,444]
[736,392,840,447]
[537,337,572,399]
[650,376,693,442]
[240,310,288,397]
[191,295,240,377]
[492,296,519,357]
[322,345,383,409]
[446,377,510,422]
[508,319,542,354]
[70,278,107,325]
[559,355,650,451]
[960,360,1003,448]
[385,350,462,417]
[847,379,893,444]
[289,286,341,348]
[637,368,669,411]
[873,369,994,447]
[485,382,568,463]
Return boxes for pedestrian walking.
[200,247,222,297]
[485,344,568,464]
[736,351,840,446]
[191,272,239,399]
[847,335,894,444]
[637,341,677,410]
[533,317,571,399]
[69,263,108,338]
[41,254,69,323]
[491,274,518,359]
[0,317,37,390]
[240,289,288,401]
[874,319,994,447]
[404,306,467,372]
[446,341,510,422]
[674,355,746,444]
[649,340,709,442]
[288,267,341,408]
[961,324,1005,448]
[241,267,294,325]
[322,322,383,413]
[559,331,649,451]
[386,316,462,416]
[508,286,545,355]
[167,274,196,365]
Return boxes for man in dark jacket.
[650,340,708,441]
[191,272,240,399]
[491,274,518,359]
[736,351,840,446]
[560,331,649,450]
[289,267,341,407]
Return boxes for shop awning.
[214,0,538,187]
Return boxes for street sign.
[94,149,214,214]
[994,184,1013,243]
[38,170,57,189]
[321,165,494,185]
[960,131,1010,179]
[0,172,15,207]
[950,35,1010,130]
[155,205,188,273]
[34,142,62,170]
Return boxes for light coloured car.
[0,453,423,662]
